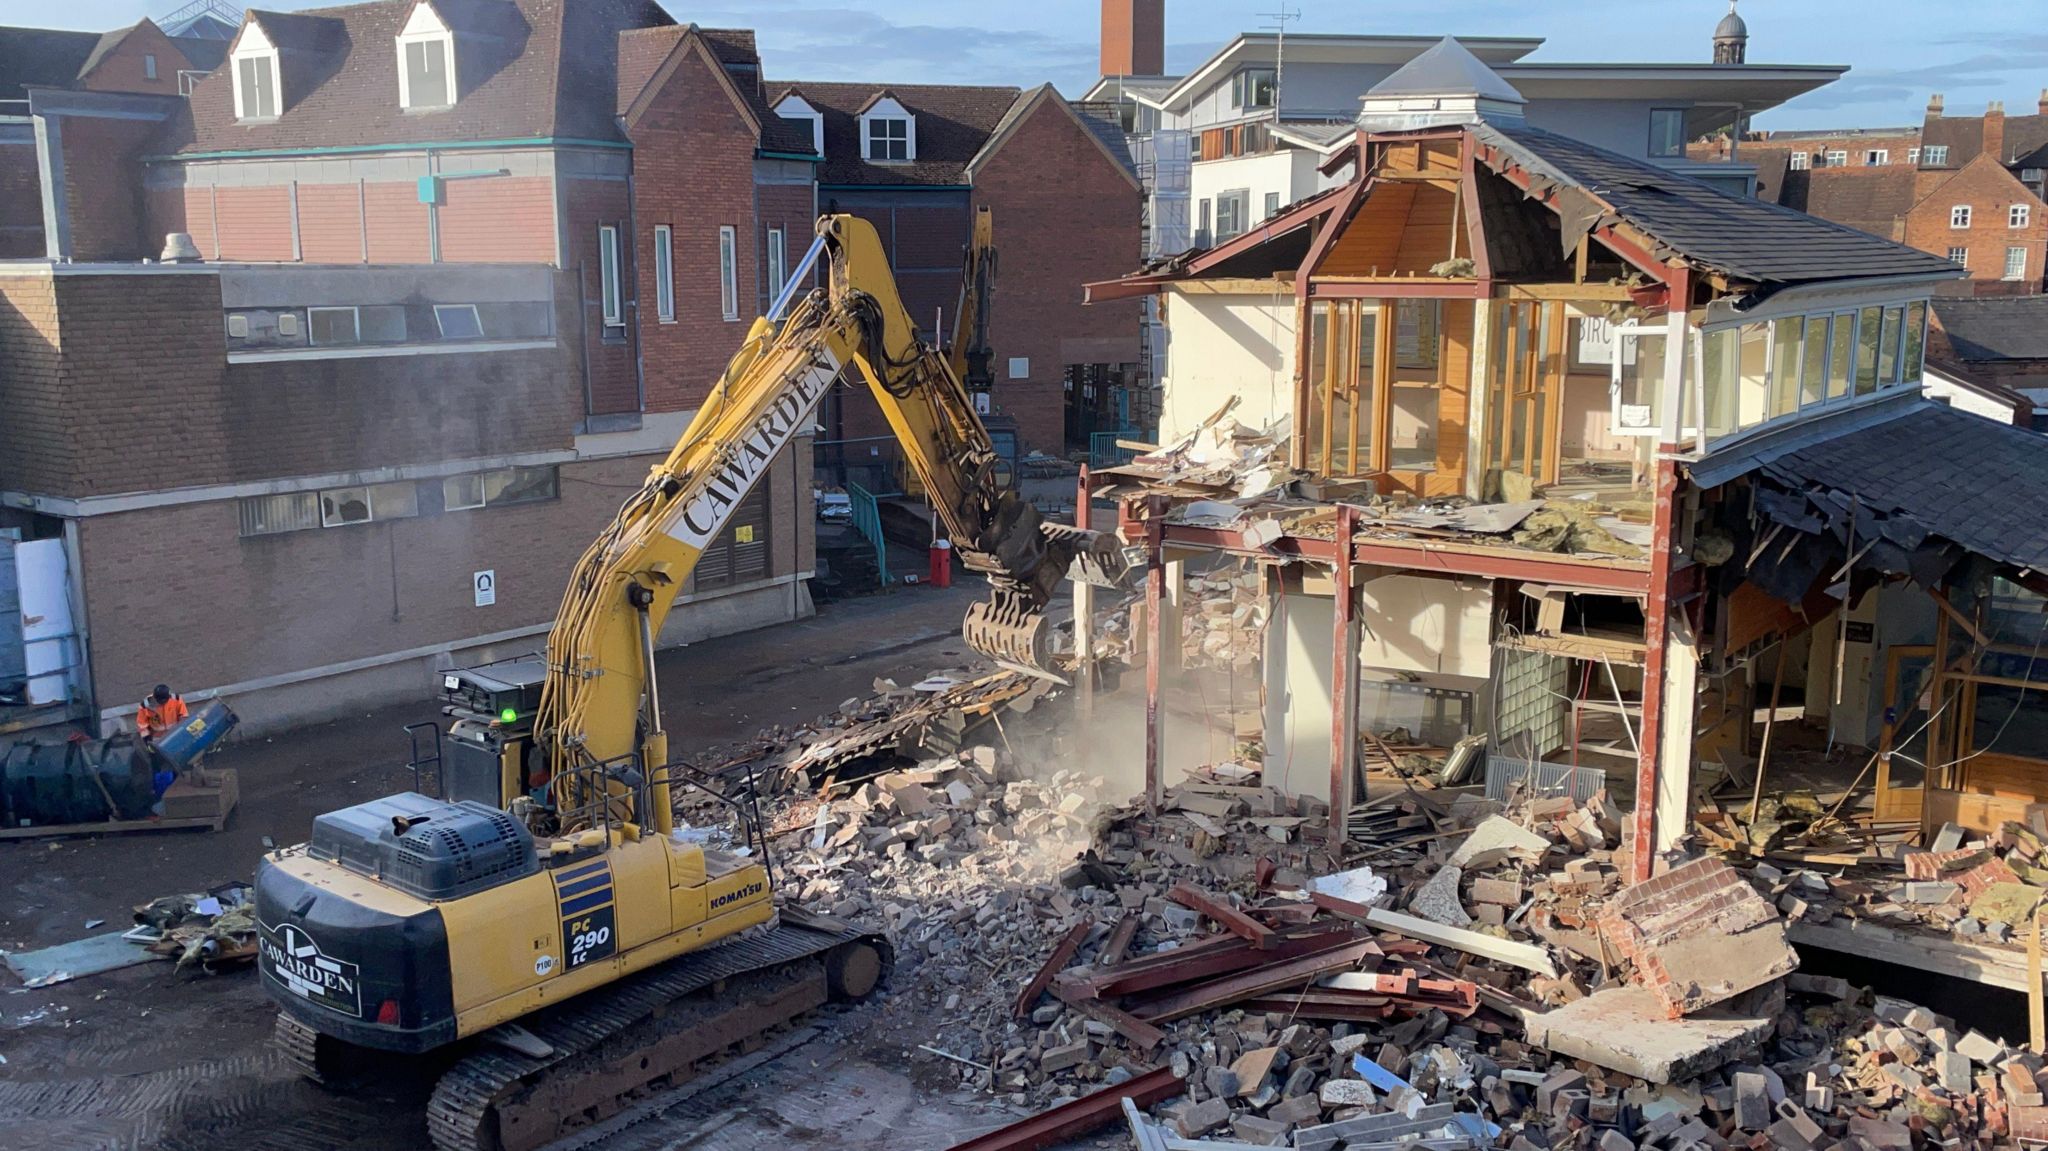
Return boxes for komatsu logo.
[259,922,363,1018]
[710,880,766,911]
[666,351,839,550]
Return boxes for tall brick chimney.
[1926,92,1943,119]
[1985,100,2006,163]
[2038,87,2047,116]
[1101,0,1165,78]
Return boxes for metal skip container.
[153,699,239,771]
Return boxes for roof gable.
[966,85,1141,191]
[616,23,758,138]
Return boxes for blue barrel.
[154,699,238,770]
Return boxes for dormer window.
[396,3,457,110]
[859,95,916,163]
[230,21,280,120]
[1232,67,1275,111]
[774,93,824,156]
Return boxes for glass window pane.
[370,481,419,520]
[1616,329,1666,434]
[1878,305,1903,384]
[434,304,482,339]
[719,227,738,319]
[239,491,318,536]
[1735,323,1769,430]
[1355,308,1377,468]
[407,39,449,106]
[1700,328,1737,437]
[1771,317,1803,418]
[1855,305,1881,395]
[1395,299,1439,369]
[599,227,620,325]
[443,474,485,511]
[360,305,407,342]
[1306,301,1330,474]
[1328,305,1352,475]
[1828,314,1853,399]
[321,487,371,527]
[309,307,358,345]
[654,226,674,322]
[1903,301,1926,383]
[1801,317,1827,407]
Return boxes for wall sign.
[473,570,496,607]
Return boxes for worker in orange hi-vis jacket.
[136,684,190,745]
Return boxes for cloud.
[679,2,1098,90]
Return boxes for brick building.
[1703,93,2048,293]
[0,1,824,735]
[771,80,1143,462]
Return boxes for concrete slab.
[1447,816,1552,868]
[1520,986,1773,1085]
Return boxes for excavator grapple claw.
[963,595,1052,672]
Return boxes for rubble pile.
[1181,567,1266,671]
[1734,818,2048,948]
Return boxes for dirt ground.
[0,584,1078,1151]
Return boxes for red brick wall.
[439,175,556,264]
[60,116,159,262]
[756,180,815,316]
[297,182,363,264]
[625,45,760,415]
[0,137,43,258]
[561,175,639,415]
[972,99,1143,452]
[1689,134,1922,167]
[145,183,215,258]
[1905,158,2048,287]
[213,185,295,261]
[76,21,189,98]
[0,275,70,494]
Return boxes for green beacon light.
[500,707,518,724]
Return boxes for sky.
[33,0,2048,130]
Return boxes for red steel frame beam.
[1630,265,1690,885]
[1331,505,1357,838]
[945,1064,1186,1151]
[1014,918,1093,1018]
[1166,883,1278,949]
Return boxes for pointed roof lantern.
[1358,36,1525,131]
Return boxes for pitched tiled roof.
[612,25,808,156]
[1478,120,1962,288]
[172,34,229,73]
[1775,167,1916,241]
[1924,110,2048,169]
[161,0,668,155]
[1069,99,1137,179]
[1933,296,2048,363]
[769,79,1023,186]
[1746,401,2048,574]
[0,25,103,100]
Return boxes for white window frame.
[320,482,417,528]
[598,225,622,328]
[231,24,281,121]
[395,3,457,110]
[718,225,738,321]
[653,224,675,323]
[2005,246,2028,281]
[1864,149,1888,166]
[859,96,916,163]
[773,94,824,156]
[1789,151,1809,170]
[432,303,481,339]
[1951,204,1972,229]
[1825,150,1848,168]
[767,227,786,300]
[1925,145,1949,165]
[1908,146,1920,164]
[2012,204,2031,229]
[308,305,361,346]
[442,473,486,511]
[1947,246,1968,266]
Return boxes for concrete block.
[1267,1092,1320,1126]
[1937,1050,1972,1095]
[1599,1129,1636,1151]
[1539,1069,1587,1113]
[1733,1072,1772,1130]
[1231,1114,1291,1146]
[1848,1116,1912,1151]
[1319,1079,1376,1107]
[1775,1100,1824,1145]
[1522,987,1775,1086]
[1788,973,1857,1001]
[1447,815,1552,867]
[1932,821,1966,852]
[1409,864,1473,928]
[1175,1097,1231,1138]
[1471,876,1525,905]
[1901,1005,1942,1034]
[1903,881,1959,904]
[1040,1039,1091,1072]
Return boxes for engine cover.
[308,792,538,901]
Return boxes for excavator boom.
[532,213,1121,827]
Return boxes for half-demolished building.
[1085,39,2048,993]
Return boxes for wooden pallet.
[0,769,237,840]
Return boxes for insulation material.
[1357,574,1493,677]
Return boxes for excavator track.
[422,910,889,1151]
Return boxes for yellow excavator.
[254,211,1124,1151]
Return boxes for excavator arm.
[532,213,1121,832]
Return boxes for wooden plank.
[1786,917,2032,992]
